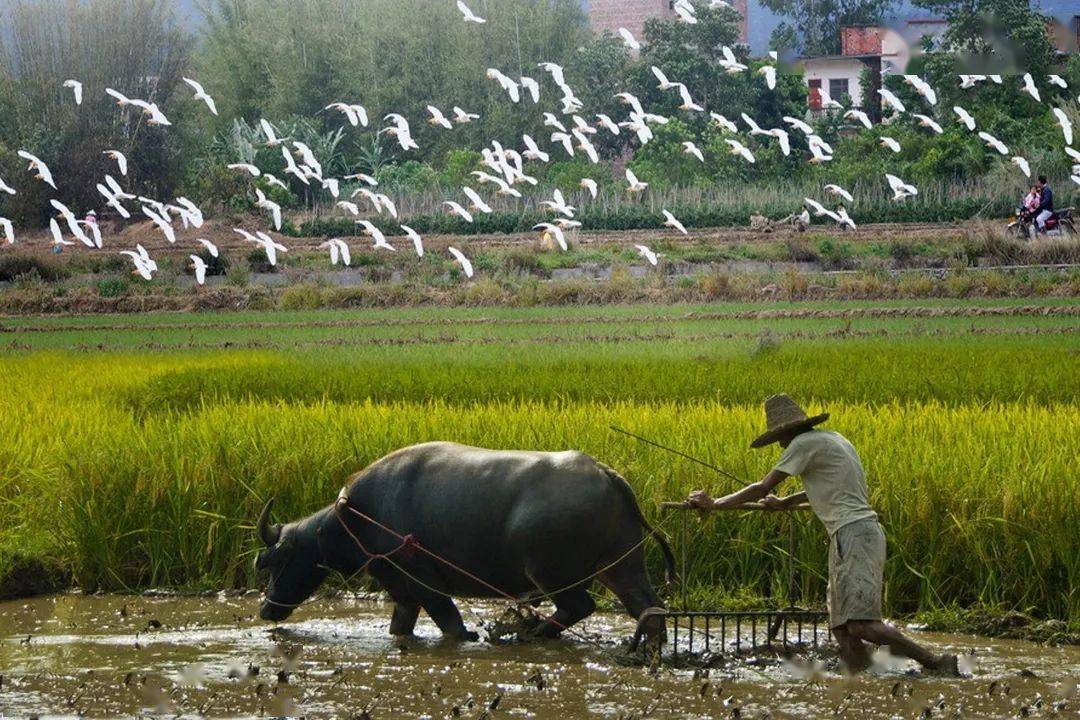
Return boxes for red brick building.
[588,0,749,46]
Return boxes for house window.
[829,78,850,104]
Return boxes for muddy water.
[1,595,1077,719]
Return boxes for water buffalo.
[255,442,675,642]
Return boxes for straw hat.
[750,394,829,448]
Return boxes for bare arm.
[764,490,808,511]
[688,469,790,511]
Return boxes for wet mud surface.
[1,595,1078,718]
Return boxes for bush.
[247,248,278,274]
[0,254,68,282]
[96,278,130,298]
[279,284,327,310]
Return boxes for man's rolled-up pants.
[1036,209,1053,230]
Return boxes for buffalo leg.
[417,592,479,642]
[526,587,595,639]
[599,563,667,647]
[389,601,421,637]
[599,562,664,620]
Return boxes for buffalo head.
[254,499,329,622]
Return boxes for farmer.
[1034,175,1054,232]
[686,395,960,676]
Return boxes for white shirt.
[773,429,877,536]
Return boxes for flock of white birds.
[1,0,1078,283]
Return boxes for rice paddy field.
[0,296,1077,630]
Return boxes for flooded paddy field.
[2,595,1077,719]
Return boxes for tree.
[761,0,897,56]
[0,0,193,224]
[911,0,1054,74]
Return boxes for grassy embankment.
[0,298,1076,636]
[1,223,1078,314]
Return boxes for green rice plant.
[0,302,1076,620]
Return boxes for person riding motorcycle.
[1033,175,1054,232]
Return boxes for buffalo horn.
[257,498,282,547]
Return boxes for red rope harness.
[332,489,570,631]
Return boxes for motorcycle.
[1009,206,1075,240]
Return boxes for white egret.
[121,249,155,280]
[803,198,839,222]
[652,66,678,91]
[758,65,776,90]
[228,163,261,177]
[103,150,128,176]
[183,78,218,115]
[618,27,641,51]
[444,201,474,223]
[634,244,658,266]
[595,114,620,135]
[625,168,649,192]
[903,75,937,105]
[142,205,176,243]
[0,177,15,195]
[845,109,872,129]
[572,130,599,163]
[551,132,575,157]
[97,182,130,218]
[540,189,575,218]
[1021,73,1041,102]
[885,174,918,201]
[711,113,738,133]
[534,222,567,251]
[50,218,73,249]
[522,135,550,163]
[682,141,705,162]
[448,247,474,278]
[456,0,485,23]
[105,87,133,106]
[63,79,83,105]
[953,106,976,131]
[913,114,943,134]
[824,184,854,203]
[1052,107,1073,145]
[0,217,14,244]
[17,150,57,189]
[580,178,598,199]
[662,210,688,235]
[325,102,366,127]
[978,131,1009,155]
[520,76,541,104]
[783,116,814,135]
[255,188,282,231]
[426,106,453,129]
[236,229,288,266]
[725,138,756,164]
[676,84,704,112]
[836,207,857,230]
[345,172,378,187]
[486,69,521,103]
[720,46,746,74]
[189,255,208,284]
[879,88,906,114]
[400,225,425,257]
[196,238,219,258]
[1011,156,1031,178]
[319,239,351,266]
[452,107,479,124]
[880,136,902,153]
[462,186,493,214]
[260,119,289,146]
[767,128,791,156]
